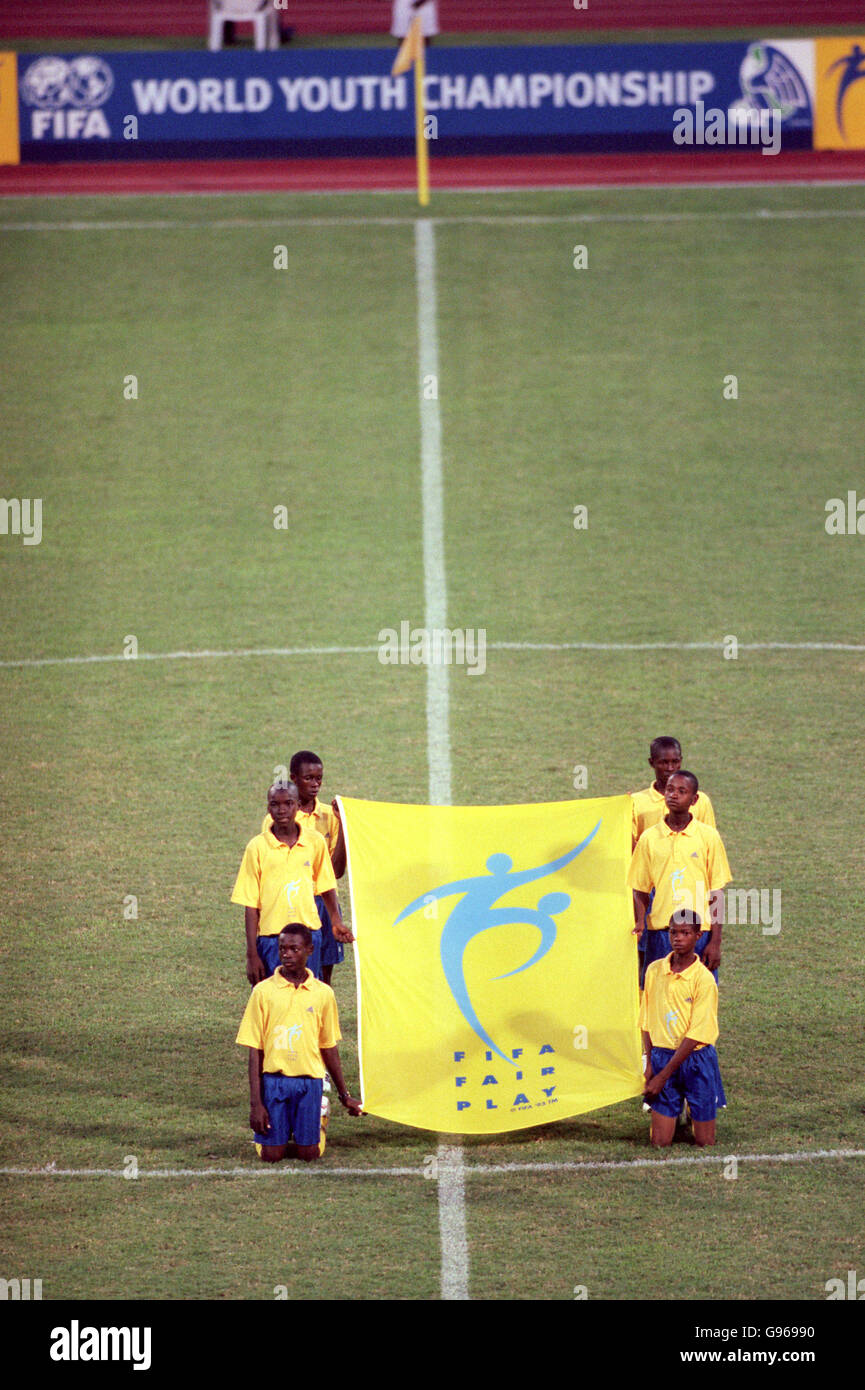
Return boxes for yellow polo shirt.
[263,797,339,858]
[631,783,716,846]
[640,954,719,1051]
[231,823,336,936]
[627,816,731,932]
[236,968,341,1078]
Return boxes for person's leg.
[692,1119,716,1146]
[307,928,323,981]
[256,1143,290,1162]
[289,1077,325,1159]
[254,1075,293,1160]
[256,935,280,978]
[647,1046,683,1145]
[650,1112,677,1146]
[682,1047,723,1146]
[295,1144,321,1162]
[316,894,343,988]
[644,927,671,973]
[696,930,719,982]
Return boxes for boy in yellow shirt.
[640,910,726,1147]
[236,924,362,1162]
[233,780,353,985]
[630,735,716,846]
[629,770,731,978]
[261,752,347,985]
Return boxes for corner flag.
[391,15,430,206]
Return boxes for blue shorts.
[316,895,344,969]
[648,1045,726,1122]
[255,1074,324,1148]
[257,930,322,981]
[635,888,654,970]
[642,927,717,985]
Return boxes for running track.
[1,149,864,197]
[3,1,863,40]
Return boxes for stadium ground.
[1,179,864,1315]
[2,149,865,198]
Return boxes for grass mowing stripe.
[415,216,469,1303]
[4,208,865,233]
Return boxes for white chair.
[208,0,280,52]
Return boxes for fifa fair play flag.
[339,795,642,1135]
[390,14,429,206]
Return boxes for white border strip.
[1,175,865,209]
[2,639,863,672]
[416,218,452,810]
[3,208,865,233]
[415,216,469,1302]
[3,1149,862,1179]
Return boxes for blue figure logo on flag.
[395,821,601,1065]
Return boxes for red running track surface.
[1,1,864,40]
[1,150,864,197]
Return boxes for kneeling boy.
[236,924,362,1162]
[640,909,726,1148]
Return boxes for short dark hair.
[290,750,322,777]
[669,909,702,931]
[279,923,313,949]
[268,779,298,799]
[670,768,699,793]
[649,736,681,760]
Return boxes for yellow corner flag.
[0,53,21,166]
[340,794,642,1135]
[391,15,429,206]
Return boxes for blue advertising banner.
[16,41,815,162]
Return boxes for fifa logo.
[396,823,600,1063]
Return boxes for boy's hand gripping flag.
[338,795,643,1134]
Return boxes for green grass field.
[1,181,864,1306]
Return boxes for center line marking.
[415,216,469,1302]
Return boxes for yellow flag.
[340,795,642,1135]
[0,53,21,166]
[391,14,424,77]
[391,14,430,204]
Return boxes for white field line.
[2,1149,863,1179]
[3,208,865,233]
[415,216,469,1303]
[416,218,452,811]
[1,175,865,211]
[2,639,864,672]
